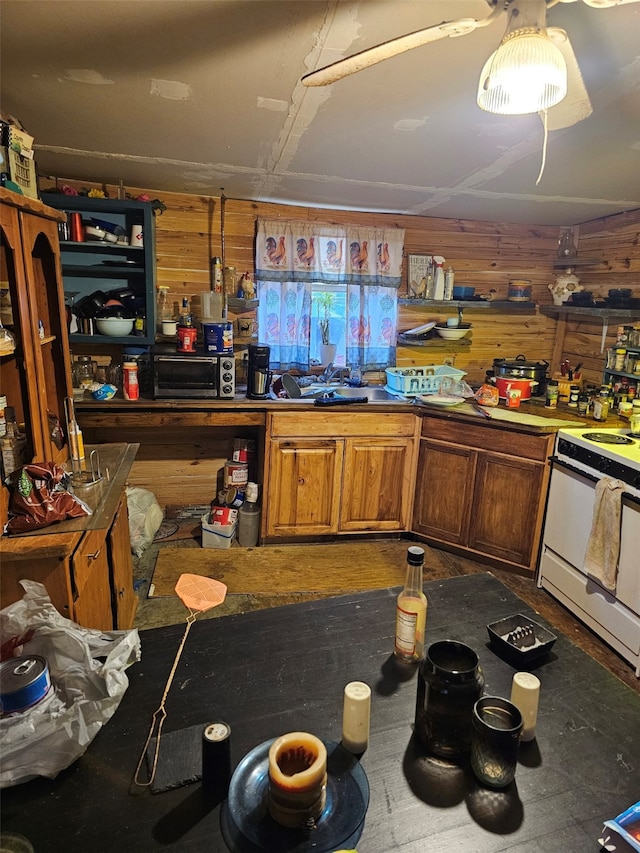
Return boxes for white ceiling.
[2,0,640,226]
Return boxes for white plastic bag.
[0,580,141,787]
[126,486,163,556]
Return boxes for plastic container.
[385,365,466,396]
[201,515,237,549]
[123,361,139,400]
[237,484,260,548]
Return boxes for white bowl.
[436,325,470,340]
[96,317,134,336]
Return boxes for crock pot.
[490,375,538,400]
[491,355,548,396]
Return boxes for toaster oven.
[152,347,235,399]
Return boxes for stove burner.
[581,432,636,445]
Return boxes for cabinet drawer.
[420,415,553,462]
[269,411,415,439]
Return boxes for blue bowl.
[453,286,475,299]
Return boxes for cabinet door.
[266,439,343,537]
[109,492,138,629]
[72,528,114,630]
[0,202,48,469]
[18,209,72,467]
[412,438,477,544]
[468,451,546,569]
[341,438,413,531]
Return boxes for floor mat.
[149,540,417,598]
[152,520,201,543]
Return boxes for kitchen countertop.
[76,392,627,435]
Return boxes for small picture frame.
[407,254,433,298]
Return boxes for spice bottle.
[593,387,610,421]
[394,546,427,663]
[123,361,139,401]
[545,379,559,409]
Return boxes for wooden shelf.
[540,305,639,319]
[397,333,471,350]
[399,298,536,312]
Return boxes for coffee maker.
[247,344,272,399]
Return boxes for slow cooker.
[489,355,548,397]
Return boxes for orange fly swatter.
[133,574,227,787]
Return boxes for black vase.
[415,640,485,760]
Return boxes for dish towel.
[584,476,626,592]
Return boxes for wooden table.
[2,573,639,851]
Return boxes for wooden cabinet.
[265,412,417,539]
[413,416,554,574]
[0,189,72,515]
[109,492,138,629]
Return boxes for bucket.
[203,322,233,354]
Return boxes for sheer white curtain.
[254,218,405,371]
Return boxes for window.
[255,219,405,372]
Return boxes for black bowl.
[608,288,632,299]
[570,292,594,306]
[96,305,135,320]
[487,613,557,665]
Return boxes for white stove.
[538,426,640,677]
[555,427,640,488]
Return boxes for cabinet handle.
[86,548,102,561]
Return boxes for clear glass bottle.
[394,546,427,663]
[156,286,172,332]
[178,297,193,327]
[593,387,610,421]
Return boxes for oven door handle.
[550,455,640,506]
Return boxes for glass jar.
[414,640,484,760]
[593,391,609,422]
[545,379,559,409]
[615,349,627,371]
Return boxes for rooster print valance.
[255,218,405,287]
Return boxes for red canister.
[70,212,84,242]
[177,326,197,353]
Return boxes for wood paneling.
[40,178,639,389]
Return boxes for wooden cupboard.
[0,444,139,629]
[0,189,72,514]
[264,411,417,539]
[412,415,554,575]
[0,190,138,630]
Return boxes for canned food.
[224,486,245,508]
[0,655,51,714]
[224,460,249,488]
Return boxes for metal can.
[0,655,51,714]
[224,486,245,508]
[224,460,249,488]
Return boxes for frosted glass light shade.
[477,28,567,115]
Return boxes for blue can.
[0,655,51,714]
[203,322,233,353]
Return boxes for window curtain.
[254,218,405,371]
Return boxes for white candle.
[510,672,540,742]
[342,681,371,753]
[267,732,327,827]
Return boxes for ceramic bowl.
[436,324,471,340]
[95,317,134,336]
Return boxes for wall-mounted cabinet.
[41,194,156,346]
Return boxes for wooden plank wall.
[549,211,640,387]
[43,178,639,388]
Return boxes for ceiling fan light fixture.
[477,28,567,116]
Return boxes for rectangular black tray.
[487,613,557,665]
